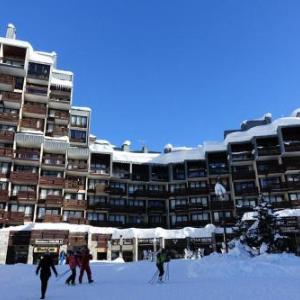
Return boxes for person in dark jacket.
[78,247,93,284]
[36,251,58,299]
[156,248,170,282]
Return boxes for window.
[191,213,209,221]
[110,198,125,206]
[128,199,145,207]
[63,210,83,221]
[127,215,145,224]
[87,212,105,221]
[128,184,144,194]
[189,181,207,189]
[213,211,232,222]
[0,162,10,174]
[28,62,50,80]
[169,183,186,192]
[190,197,208,206]
[88,196,107,206]
[236,198,257,208]
[171,198,188,209]
[64,193,85,201]
[109,214,125,223]
[37,208,59,219]
[70,130,86,142]
[88,179,107,190]
[10,204,33,217]
[41,170,63,177]
[289,193,300,201]
[40,189,61,199]
[265,195,283,203]
[71,115,87,128]
[12,185,35,195]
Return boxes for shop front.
[164,238,187,258]
[137,238,161,260]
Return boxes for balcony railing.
[0,190,8,202]
[21,118,44,131]
[0,56,25,68]
[23,103,47,115]
[46,126,68,137]
[257,165,285,175]
[68,217,87,224]
[26,85,48,96]
[169,188,187,196]
[0,130,14,141]
[67,163,88,172]
[171,204,189,212]
[48,111,69,120]
[257,146,281,156]
[287,181,300,191]
[284,141,300,152]
[105,186,127,195]
[234,187,259,196]
[39,176,65,187]
[231,152,253,162]
[208,167,229,175]
[43,157,65,167]
[6,211,25,225]
[15,150,40,161]
[41,195,63,207]
[63,199,87,210]
[0,74,14,86]
[232,170,256,180]
[0,91,22,103]
[188,187,210,195]
[43,215,62,223]
[260,182,289,193]
[0,147,13,158]
[16,191,36,202]
[0,111,19,124]
[189,203,208,210]
[210,200,235,210]
[65,180,85,190]
[147,205,166,213]
[10,171,39,184]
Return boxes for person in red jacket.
[79,247,93,284]
[65,250,80,285]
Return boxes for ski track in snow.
[1,253,300,300]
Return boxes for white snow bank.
[1,253,300,300]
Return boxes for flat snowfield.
[1,253,300,300]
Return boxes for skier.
[78,247,94,284]
[59,250,66,265]
[156,248,170,282]
[65,250,80,285]
[36,251,58,299]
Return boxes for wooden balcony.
[39,176,65,188]
[41,195,63,207]
[48,111,69,121]
[68,217,87,225]
[0,74,14,90]
[105,186,127,196]
[208,167,229,176]
[189,203,209,211]
[210,200,235,210]
[171,204,189,212]
[21,118,44,131]
[6,211,25,225]
[10,171,39,184]
[23,103,47,116]
[0,91,22,104]
[0,190,9,202]
[43,215,62,223]
[65,180,85,190]
[70,137,86,144]
[63,199,87,210]
[0,147,13,158]
[0,130,14,141]
[46,126,68,137]
[16,191,36,203]
[0,111,19,124]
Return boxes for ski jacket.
[156,252,168,265]
[80,252,93,268]
[36,255,58,277]
[68,255,79,269]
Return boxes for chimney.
[6,23,16,39]
[122,140,131,152]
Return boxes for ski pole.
[56,269,71,281]
[148,270,159,284]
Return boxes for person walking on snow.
[79,247,94,284]
[156,248,170,282]
[65,250,80,285]
[36,251,58,299]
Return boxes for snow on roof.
[89,142,114,154]
[51,77,73,88]
[0,36,32,50]
[113,150,159,164]
[203,141,227,152]
[0,223,218,239]
[274,209,300,218]
[29,51,55,65]
[242,211,258,222]
[291,108,300,118]
[71,106,92,112]
[225,117,300,144]
[151,147,204,164]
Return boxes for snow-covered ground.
[1,251,300,300]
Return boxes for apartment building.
[1,24,300,234]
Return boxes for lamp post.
[214,180,228,253]
[119,235,123,258]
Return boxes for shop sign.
[35,239,64,245]
[34,247,58,253]
[138,238,159,245]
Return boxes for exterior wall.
[0,231,9,263]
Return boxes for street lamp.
[214,179,228,253]
[119,235,123,258]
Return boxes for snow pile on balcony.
[1,252,300,300]
[274,209,300,218]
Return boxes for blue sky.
[1,1,300,151]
